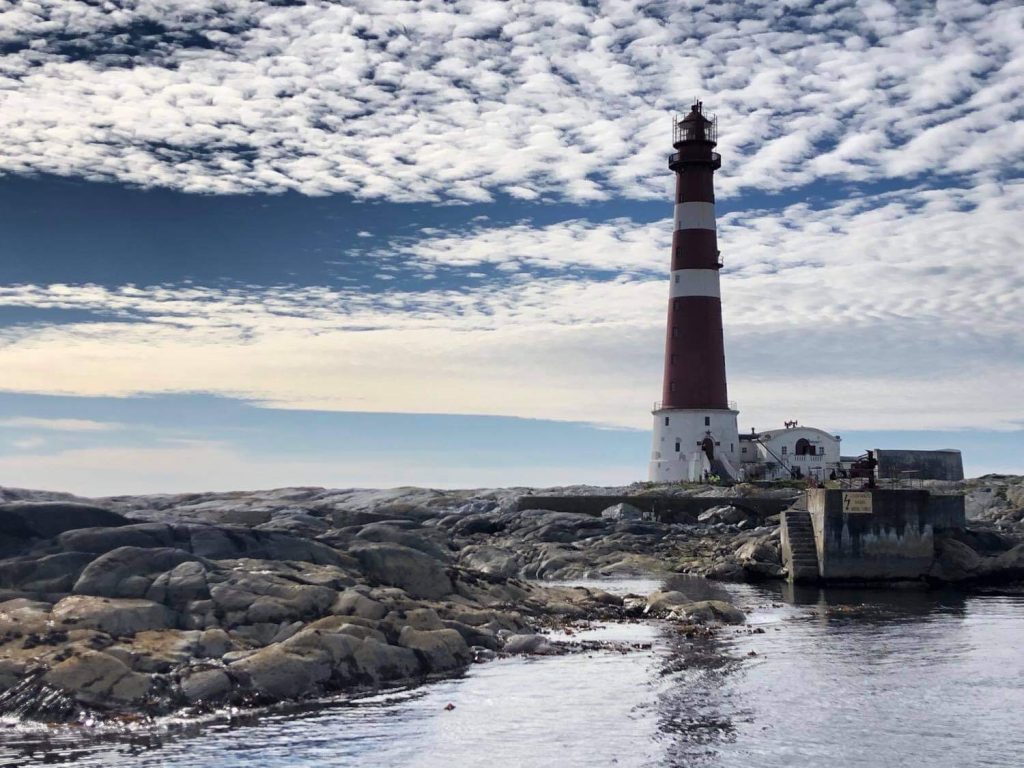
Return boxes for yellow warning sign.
[843,492,873,514]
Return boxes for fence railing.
[652,400,738,412]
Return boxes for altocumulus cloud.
[0,0,1021,201]
[0,184,1020,432]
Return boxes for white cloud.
[0,182,1020,433]
[0,417,123,432]
[0,1,1020,201]
[11,436,45,450]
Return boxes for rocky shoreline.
[0,476,1021,726]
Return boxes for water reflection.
[777,581,968,619]
[700,583,1024,768]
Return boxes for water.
[3,580,1024,767]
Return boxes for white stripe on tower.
[673,201,716,231]
[669,268,721,298]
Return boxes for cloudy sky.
[0,0,1021,495]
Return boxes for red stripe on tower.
[661,101,728,410]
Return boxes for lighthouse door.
[701,437,715,461]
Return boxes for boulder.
[502,633,556,655]
[390,607,444,631]
[706,561,747,581]
[351,638,421,682]
[252,531,347,566]
[109,629,200,673]
[44,650,151,706]
[523,546,586,579]
[331,589,389,620]
[442,620,499,651]
[600,503,644,522]
[307,615,386,642]
[180,668,232,704]
[230,623,282,648]
[1006,483,1024,509]
[146,561,210,606]
[645,590,691,616]
[517,511,608,543]
[209,573,335,626]
[355,524,450,561]
[52,595,173,635]
[0,598,52,634]
[350,543,453,600]
[994,543,1024,577]
[459,546,522,579]
[930,538,983,582]
[698,505,749,525]
[397,626,470,672]
[230,644,331,700]
[197,628,233,658]
[734,537,780,564]
[73,546,207,599]
[451,514,503,536]
[0,552,95,592]
[676,600,745,625]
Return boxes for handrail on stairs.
[754,436,791,474]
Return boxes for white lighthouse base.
[648,408,741,483]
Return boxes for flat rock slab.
[51,595,173,636]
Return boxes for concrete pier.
[782,489,966,583]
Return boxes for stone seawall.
[515,494,796,523]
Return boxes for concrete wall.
[516,494,796,523]
[927,495,967,530]
[807,489,937,580]
[874,449,964,481]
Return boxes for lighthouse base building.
[650,411,844,484]
[649,407,741,483]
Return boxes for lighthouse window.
[664,416,670,426]
[674,274,680,284]
[672,326,679,338]
[669,381,677,392]
[704,416,710,426]
[674,441,680,452]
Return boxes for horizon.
[1,1,1022,494]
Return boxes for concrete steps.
[782,510,820,583]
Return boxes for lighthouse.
[649,101,740,483]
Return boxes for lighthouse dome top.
[673,101,718,146]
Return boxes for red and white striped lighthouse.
[649,101,740,482]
